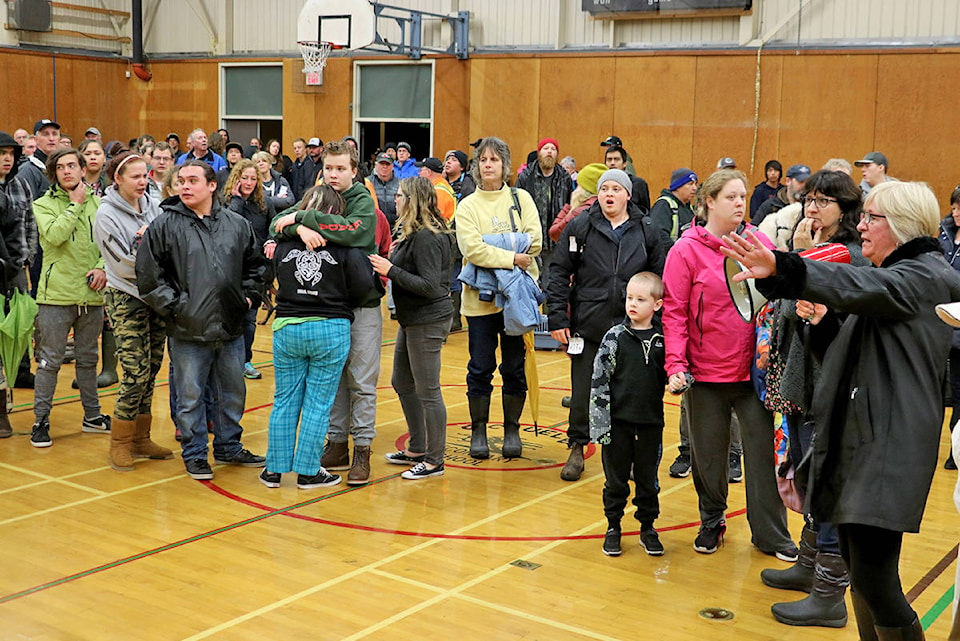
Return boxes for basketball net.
[298,40,332,86]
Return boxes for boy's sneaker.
[694,522,726,554]
[243,362,262,380]
[401,462,445,480]
[81,414,112,433]
[259,469,282,488]
[297,468,341,489]
[602,528,622,557]
[728,452,743,483]
[774,544,800,563]
[669,451,691,478]
[185,458,214,480]
[640,527,665,556]
[31,417,52,448]
[384,450,425,466]
[214,449,266,467]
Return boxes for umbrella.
[0,290,38,387]
[523,331,539,436]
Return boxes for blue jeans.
[168,340,217,433]
[465,311,526,397]
[168,335,247,462]
[267,319,350,475]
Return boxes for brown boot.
[560,443,585,481]
[131,414,174,460]
[109,418,137,471]
[347,445,371,485]
[0,389,12,438]
[321,439,350,470]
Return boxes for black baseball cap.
[34,119,60,134]
[415,157,444,173]
[600,135,622,147]
[854,151,888,168]
[375,153,393,164]
[225,142,244,154]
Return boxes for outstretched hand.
[720,231,777,281]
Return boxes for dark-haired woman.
[759,170,870,628]
[224,159,275,380]
[373,177,454,480]
[94,151,172,471]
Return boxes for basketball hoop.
[298,40,332,86]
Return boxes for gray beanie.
[597,168,632,197]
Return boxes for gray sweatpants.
[35,304,103,420]
[686,381,793,552]
[328,305,383,447]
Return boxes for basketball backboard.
[297,0,376,50]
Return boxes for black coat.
[758,238,960,532]
[136,197,265,343]
[546,201,670,344]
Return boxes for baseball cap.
[468,138,483,148]
[85,127,101,136]
[716,156,736,169]
[854,151,888,168]
[446,150,468,169]
[306,137,322,147]
[786,164,812,181]
[600,136,622,147]
[415,157,444,173]
[397,142,412,152]
[225,142,244,154]
[375,153,393,164]
[34,119,60,134]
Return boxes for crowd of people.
[1,119,958,640]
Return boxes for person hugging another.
[590,272,667,558]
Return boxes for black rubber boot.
[97,326,119,388]
[851,591,879,641]
[468,395,490,459]
[771,551,849,628]
[501,393,525,459]
[875,616,925,641]
[0,389,12,438]
[761,523,817,592]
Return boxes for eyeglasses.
[860,211,887,225]
[802,196,838,208]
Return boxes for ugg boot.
[131,414,173,460]
[875,616,925,641]
[851,591,879,641]
[109,418,137,471]
[0,389,12,438]
[761,524,818,592]
[771,551,849,628]
[560,443,585,481]
[97,326,119,388]
[468,395,490,459]
[347,445,371,485]
[501,393,525,459]
[321,439,350,470]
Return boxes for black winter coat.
[516,162,573,253]
[758,238,960,532]
[546,201,670,344]
[136,197,265,343]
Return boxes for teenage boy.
[590,272,667,557]
[269,140,382,486]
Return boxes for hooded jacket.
[93,185,161,299]
[662,223,773,382]
[135,197,265,343]
[516,161,574,252]
[33,184,104,306]
[0,133,30,284]
[262,169,295,212]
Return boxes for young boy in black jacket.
[590,272,667,557]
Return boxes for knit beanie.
[669,168,697,191]
[537,137,560,153]
[576,163,608,195]
[597,169,632,197]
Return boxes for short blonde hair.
[628,272,664,300]
[695,169,747,222]
[864,181,939,244]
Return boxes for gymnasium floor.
[0,315,957,640]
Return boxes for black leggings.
[838,523,916,628]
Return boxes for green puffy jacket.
[33,185,104,306]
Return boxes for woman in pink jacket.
[662,169,794,558]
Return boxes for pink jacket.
[662,224,773,383]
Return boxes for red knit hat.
[537,137,559,153]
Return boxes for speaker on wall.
[9,0,53,32]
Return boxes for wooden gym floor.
[1,309,958,640]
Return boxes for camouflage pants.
[104,288,166,422]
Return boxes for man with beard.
[516,137,573,286]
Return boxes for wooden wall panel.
[468,58,542,171]
[129,60,219,148]
[281,57,354,148]
[432,58,471,157]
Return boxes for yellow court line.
[0,461,111,496]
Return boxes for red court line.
[906,543,959,604]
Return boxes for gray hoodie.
[93,185,160,298]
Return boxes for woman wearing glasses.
[758,170,869,629]
[723,180,960,640]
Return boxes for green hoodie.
[33,185,104,306]
[271,181,376,254]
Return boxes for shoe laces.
[408,462,427,474]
